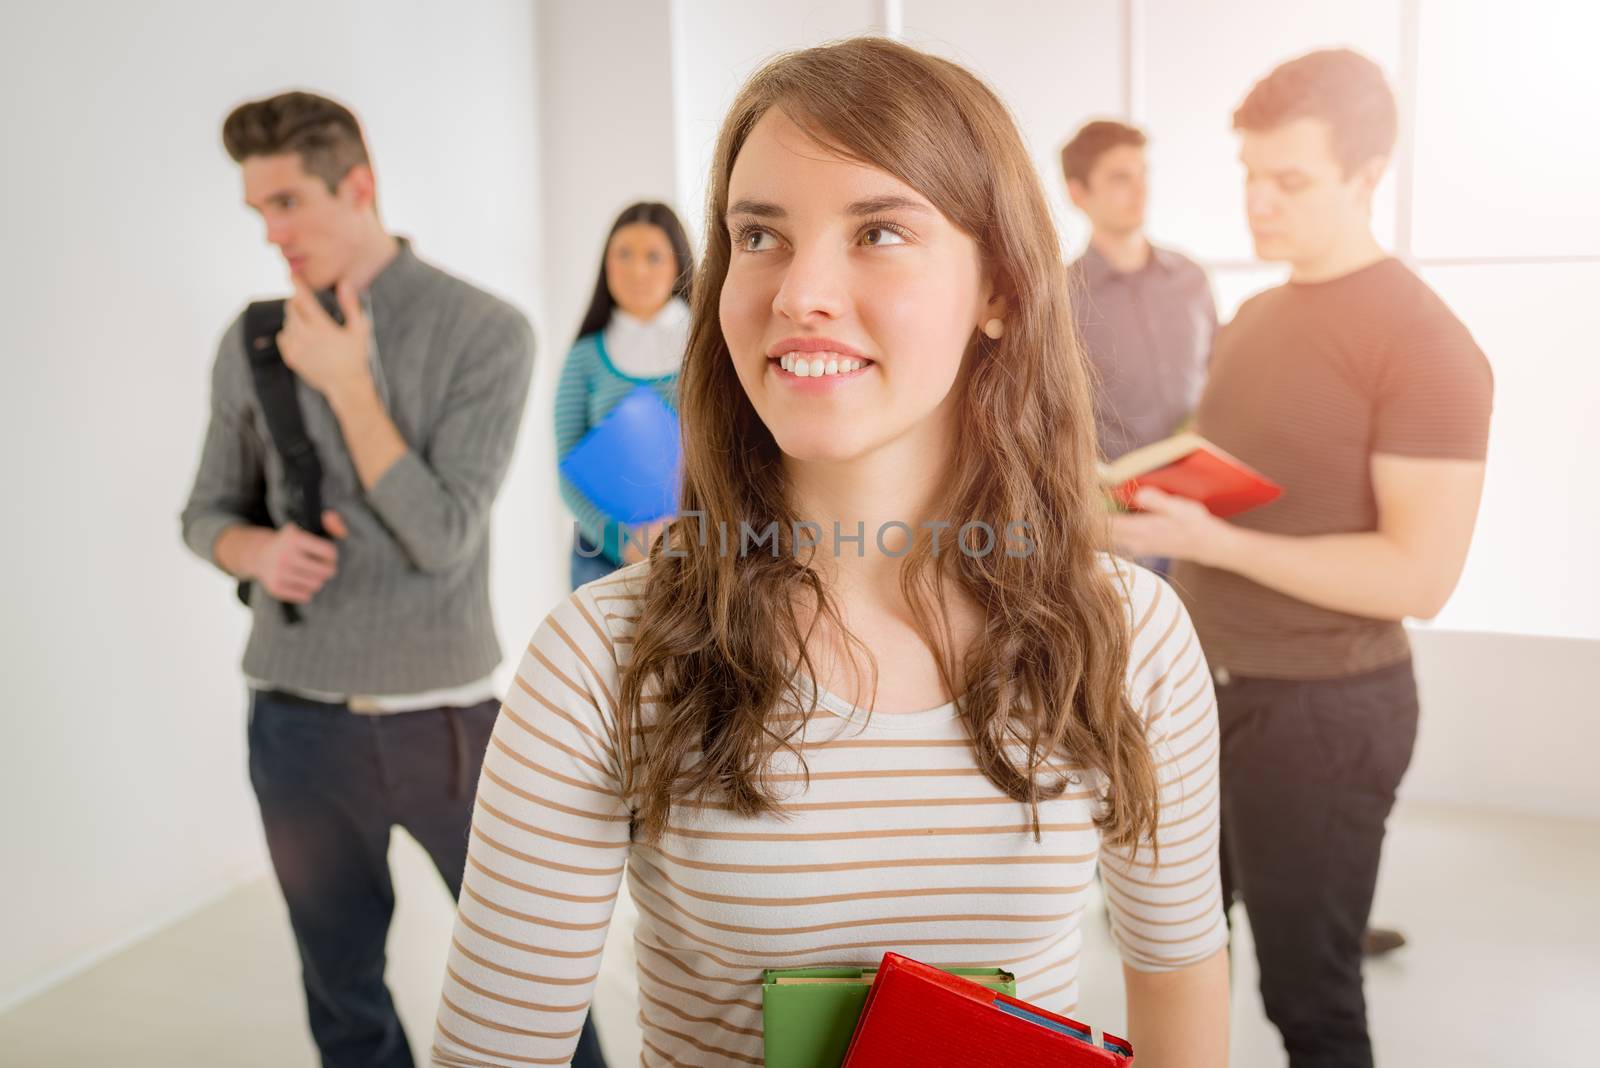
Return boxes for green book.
[761,963,1016,1068]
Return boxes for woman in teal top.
[555,201,694,589]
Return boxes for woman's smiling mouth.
[767,337,875,383]
[771,352,872,378]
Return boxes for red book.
[1100,432,1281,519]
[840,953,1134,1067]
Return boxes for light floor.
[1,801,1595,1066]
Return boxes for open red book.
[1100,431,1281,518]
[840,953,1134,1067]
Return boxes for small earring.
[982,317,1005,340]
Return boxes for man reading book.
[1110,50,1492,1068]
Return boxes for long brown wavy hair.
[618,36,1157,854]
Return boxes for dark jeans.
[1215,658,1419,1068]
[248,691,609,1068]
[571,532,620,590]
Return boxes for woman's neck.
[784,416,953,597]
[783,414,981,712]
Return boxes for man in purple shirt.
[1064,121,1217,468]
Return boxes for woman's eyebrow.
[725,194,932,220]
[726,198,784,219]
[843,194,931,216]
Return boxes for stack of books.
[764,952,1134,1067]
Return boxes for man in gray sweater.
[181,92,604,1068]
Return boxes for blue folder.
[559,385,682,524]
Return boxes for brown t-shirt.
[1170,258,1493,680]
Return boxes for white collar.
[604,297,691,378]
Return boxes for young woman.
[556,202,694,590]
[435,39,1227,1068]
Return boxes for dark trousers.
[248,691,609,1068]
[1215,658,1419,1068]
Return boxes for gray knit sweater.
[181,239,534,694]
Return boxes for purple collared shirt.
[1070,243,1217,461]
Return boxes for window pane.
[1412,0,1600,259]
[1142,0,1400,262]
[1418,262,1600,640]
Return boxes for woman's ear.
[978,262,1011,319]
[974,257,1012,338]
[972,287,1011,342]
[978,280,1010,339]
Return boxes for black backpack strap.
[240,299,328,624]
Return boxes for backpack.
[234,291,342,623]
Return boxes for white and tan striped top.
[432,557,1225,1067]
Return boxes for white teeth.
[780,353,870,376]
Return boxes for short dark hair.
[1061,120,1147,186]
[1233,49,1397,175]
[222,91,370,192]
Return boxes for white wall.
[1407,627,1600,820]
[0,0,551,1010]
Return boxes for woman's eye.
[861,226,906,247]
[738,228,775,252]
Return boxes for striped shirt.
[431,558,1225,1066]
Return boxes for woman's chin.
[773,433,876,466]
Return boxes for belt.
[254,688,476,798]
[258,688,350,712]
